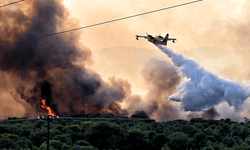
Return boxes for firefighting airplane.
[135,33,177,45]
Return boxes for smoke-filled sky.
[1,0,250,121]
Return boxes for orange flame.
[41,99,56,116]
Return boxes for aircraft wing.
[136,35,147,40]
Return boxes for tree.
[201,146,214,150]
[151,133,169,150]
[204,128,216,136]
[4,134,20,149]
[231,123,240,131]
[34,120,46,129]
[30,129,47,147]
[0,125,20,136]
[168,132,189,150]
[207,119,220,126]
[62,144,70,150]
[233,136,243,146]
[0,136,13,149]
[49,128,61,139]
[6,134,20,141]
[102,113,116,118]
[71,145,98,150]
[121,123,129,130]
[161,144,170,150]
[49,140,62,150]
[191,131,208,149]
[134,122,152,131]
[238,138,250,150]
[53,134,72,146]
[208,125,217,130]
[216,122,231,136]
[240,126,250,140]
[131,111,149,118]
[57,118,71,126]
[147,130,157,140]
[68,124,82,143]
[182,125,198,138]
[55,124,64,131]
[193,123,205,130]
[189,118,204,124]
[76,140,91,146]
[21,124,33,137]
[222,136,235,148]
[71,120,82,125]
[230,130,240,137]
[209,142,228,150]
[85,121,124,149]
[80,121,96,133]
[86,113,101,118]
[15,137,31,149]
[122,128,148,150]
[39,141,57,150]
[155,122,168,133]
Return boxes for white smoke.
[156,45,250,111]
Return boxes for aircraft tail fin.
[162,34,169,45]
[244,117,250,123]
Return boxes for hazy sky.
[61,0,250,94]
[0,0,250,120]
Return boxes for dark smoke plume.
[201,107,220,120]
[0,0,130,118]
[186,107,220,120]
[41,80,52,107]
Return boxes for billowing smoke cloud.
[141,57,181,120]
[123,57,182,121]
[156,45,250,111]
[0,0,130,118]
[0,0,185,120]
[186,107,220,120]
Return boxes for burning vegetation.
[41,99,56,116]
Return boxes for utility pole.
[38,115,58,150]
[47,115,49,150]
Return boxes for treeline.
[1,114,250,150]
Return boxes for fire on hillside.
[41,99,56,116]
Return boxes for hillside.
[1,114,250,150]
